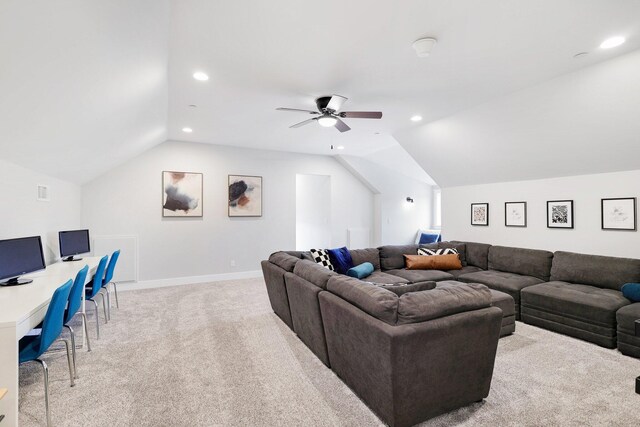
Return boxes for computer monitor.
[0,236,46,286]
[59,229,90,262]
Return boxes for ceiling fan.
[276,95,382,133]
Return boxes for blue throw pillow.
[622,283,640,302]
[327,247,354,275]
[347,262,374,279]
[419,233,441,244]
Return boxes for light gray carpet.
[18,278,640,426]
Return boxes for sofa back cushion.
[326,276,399,325]
[397,283,492,325]
[349,248,381,271]
[379,281,436,296]
[378,244,419,270]
[293,259,338,289]
[438,242,467,266]
[550,251,640,290]
[268,251,301,272]
[488,246,554,281]
[452,241,491,269]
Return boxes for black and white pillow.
[310,249,335,271]
[417,247,459,256]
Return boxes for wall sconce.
[406,197,414,203]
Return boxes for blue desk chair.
[64,265,90,379]
[85,255,109,339]
[102,250,121,320]
[19,279,75,427]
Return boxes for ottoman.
[616,303,640,358]
[490,289,516,337]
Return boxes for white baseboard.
[120,270,263,291]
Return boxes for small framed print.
[505,201,527,227]
[601,197,637,231]
[547,200,574,229]
[162,171,203,217]
[228,175,262,217]
[471,203,489,226]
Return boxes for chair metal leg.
[62,339,75,387]
[81,312,92,351]
[106,287,112,320]
[64,325,79,379]
[34,359,52,427]
[96,292,108,324]
[90,299,100,339]
[112,282,119,308]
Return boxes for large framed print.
[601,197,636,231]
[471,203,489,226]
[505,201,527,227]
[162,171,203,217]
[547,200,573,229]
[229,175,262,217]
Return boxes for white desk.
[0,257,101,427]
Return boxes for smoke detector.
[412,37,437,58]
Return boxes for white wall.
[82,141,374,282]
[295,174,331,250]
[338,155,433,245]
[442,169,640,258]
[0,158,82,264]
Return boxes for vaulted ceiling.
[1,1,639,185]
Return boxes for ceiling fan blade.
[277,107,319,114]
[341,111,383,119]
[290,118,317,128]
[326,95,347,112]
[334,118,351,133]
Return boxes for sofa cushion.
[616,303,640,336]
[349,248,381,271]
[488,246,554,281]
[293,259,337,290]
[622,283,640,302]
[457,270,543,304]
[405,254,462,270]
[384,268,454,283]
[396,283,492,325]
[326,276,398,325]
[521,281,631,327]
[309,249,335,271]
[438,241,467,266]
[347,262,374,279]
[550,251,640,291]
[366,271,410,285]
[268,251,301,272]
[378,281,436,296]
[452,241,491,269]
[327,247,354,274]
[378,244,419,270]
[447,265,483,279]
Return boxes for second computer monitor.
[59,229,90,261]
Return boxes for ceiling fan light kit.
[276,94,382,133]
[412,37,437,58]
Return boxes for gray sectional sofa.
[261,241,640,426]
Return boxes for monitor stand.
[0,277,33,287]
[63,256,83,262]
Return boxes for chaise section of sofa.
[521,251,640,348]
[457,245,553,319]
[320,276,502,427]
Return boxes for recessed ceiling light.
[600,36,625,49]
[411,115,423,122]
[336,145,345,150]
[193,71,209,81]
[182,127,193,133]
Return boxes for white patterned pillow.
[310,249,335,271]
[417,247,459,256]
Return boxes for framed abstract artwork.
[505,201,527,227]
[229,175,262,217]
[162,171,203,217]
[471,203,489,226]
[601,197,636,231]
[547,200,573,229]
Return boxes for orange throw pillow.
[404,254,462,270]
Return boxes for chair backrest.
[65,265,89,324]
[38,279,73,356]
[103,250,120,285]
[87,255,108,299]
